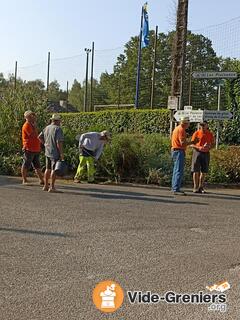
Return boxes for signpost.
[168,96,179,110]
[174,109,233,122]
[204,110,233,121]
[168,96,179,137]
[174,110,204,122]
[184,105,192,111]
[192,71,238,79]
[187,70,236,148]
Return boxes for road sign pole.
[170,110,175,137]
[188,63,192,105]
[216,84,221,150]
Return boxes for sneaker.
[199,187,206,194]
[74,179,81,183]
[42,186,49,191]
[173,191,186,196]
[48,188,58,193]
[193,188,200,193]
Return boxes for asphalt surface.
[1,176,240,320]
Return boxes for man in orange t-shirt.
[171,117,199,195]
[191,121,215,193]
[21,110,44,185]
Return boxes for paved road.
[0,176,240,320]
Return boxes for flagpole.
[150,25,158,109]
[135,5,144,109]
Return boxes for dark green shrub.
[97,134,144,182]
[209,147,240,183]
[61,109,170,136]
[0,154,22,175]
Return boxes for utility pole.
[84,48,91,112]
[14,61,18,90]
[46,52,50,91]
[216,82,224,149]
[90,42,95,112]
[117,73,121,108]
[188,62,193,105]
[171,0,189,110]
[66,81,69,112]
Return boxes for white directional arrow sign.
[174,110,204,122]
[203,110,233,121]
[174,110,233,122]
[192,71,238,79]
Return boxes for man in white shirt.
[74,131,111,183]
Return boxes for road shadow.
[62,185,173,199]
[0,176,21,186]
[2,177,239,202]
[61,189,208,206]
[0,227,70,238]
[188,191,240,201]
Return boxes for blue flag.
[142,3,149,48]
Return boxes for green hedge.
[2,134,240,186]
[61,109,170,135]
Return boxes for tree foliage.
[0,81,48,155]
[68,79,84,111]
[94,30,224,109]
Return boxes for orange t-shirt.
[191,129,214,152]
[22,122,41,152]
[171,125,186,151]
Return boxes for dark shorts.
[191,149,210,173]
[46,157,58,170]
[22,150,41,170]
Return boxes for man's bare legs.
[35,168,44,184]
[193,172,200,192]
[21,166,28,184]
[43,169,51,191]
[199,172,206,192]
[49,171,56,191]
[43,169,57,192]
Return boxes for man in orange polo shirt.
[171,117,199,195]
[21,110,44,185]
[191,121,215,193]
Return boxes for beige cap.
[180,116,190,123]
[100,130,111,140]
[24,110,35,118]
[51,114,61,121]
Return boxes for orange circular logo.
[92,280,124,313]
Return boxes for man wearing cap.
[171,117,199,195]
[38,114,64,192]
[74,131,111,183]
[191,121,215,193]
[21,110,44,185]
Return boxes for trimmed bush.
[61,109,170,136]
[208,146,240,183]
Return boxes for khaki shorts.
[46,157,58,170]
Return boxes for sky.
[1,0,240,88]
